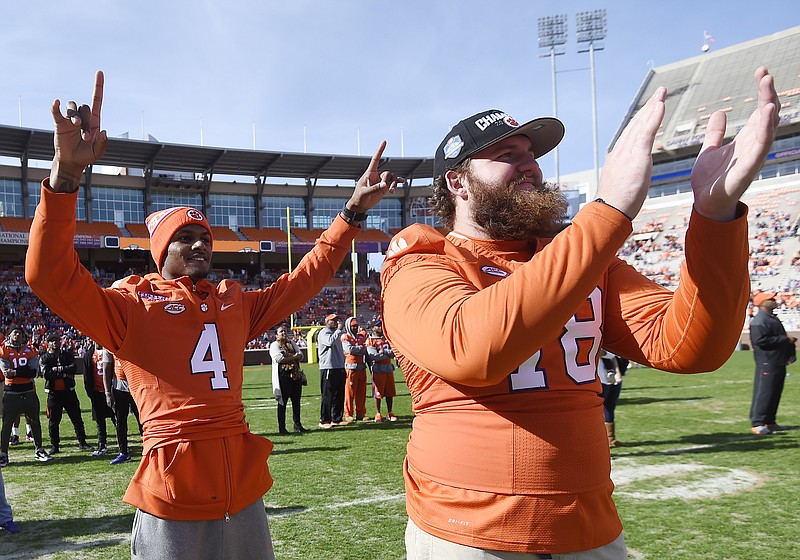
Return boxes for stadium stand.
[290,228,327,243]
[239,227,291,242]
[74,220,122,236]
[355,229,391,242]
[0,217,33,232]
[209,225,241,241]
[125,222,150,237]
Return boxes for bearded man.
[381,66,780,560]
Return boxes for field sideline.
[0,351,797,559]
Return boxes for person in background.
[366,320,397,422]
[342,316,369,422]
[598,350,627,447]
[103,349,142,465]
[0,326,52,466]
[749,291,797,435]
[270,326,308,434]
[39,333,93,454]
[0,468,20,534]
[83,340,116,456]
[317,314,347,428]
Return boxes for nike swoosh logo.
[220,302,235,311]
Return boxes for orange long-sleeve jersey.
[26,184,359,521]
[380,201,750,554]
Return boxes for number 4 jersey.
[26,185,360,521]
[380,201,750,554]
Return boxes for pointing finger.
[92,70,104,122]
[366,140,387,174]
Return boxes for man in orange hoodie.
[381,68,780,559]
[25,71,402,560]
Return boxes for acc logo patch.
[443,135,464,160]
[164,302,186,315]
[481,266,508,278]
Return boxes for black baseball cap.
[433,109,565,178]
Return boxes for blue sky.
[1,1,795,178]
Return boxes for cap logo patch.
[443,135,464,160]
[503,116,519,128]
[186,209,205,221]
[481,265,508,278]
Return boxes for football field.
[0,351,797,559]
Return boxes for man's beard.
[467,170,568,240]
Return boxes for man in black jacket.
[749,291,797,435]
[40,334,93,454]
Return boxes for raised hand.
[691,67,780,221]
[346,141,405,213]
[49,70,109,192]
[594,87,666,220]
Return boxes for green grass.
[1,351,797,559]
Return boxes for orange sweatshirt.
[26,183,359,520]
[380,201,750,553]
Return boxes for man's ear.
[446,169,468,200]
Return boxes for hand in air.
[49,70,108,192]
[691,67,780,221]
[346,141,405,213]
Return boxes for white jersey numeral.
[509,286,603,390]
[190,324,230,390]
[12,356,28,368]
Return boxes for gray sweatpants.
[131,498,275,560]
[405,518,627,560]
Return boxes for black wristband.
[594,198,632,221]
[340,206,367,225]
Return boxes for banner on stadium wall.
[0,231,29,245]
[73,234,102,248]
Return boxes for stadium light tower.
[576,9,607,201]
[538,14,568,184]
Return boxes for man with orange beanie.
[25,70,403,560]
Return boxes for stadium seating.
[239,227,291,242]
[0,217,33,232]
[125,222,150,237]
[209,225,240,241]
[291,228,327,242]
[620,176,800,330]
[74,221,122,236]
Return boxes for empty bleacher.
[125,222,150,237]
[74,221,122,236]
[209,226,240,241]
[239,227,291,242]
[0,217,33,232]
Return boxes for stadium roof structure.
[0,124,435,184]
[611,26,800,163]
